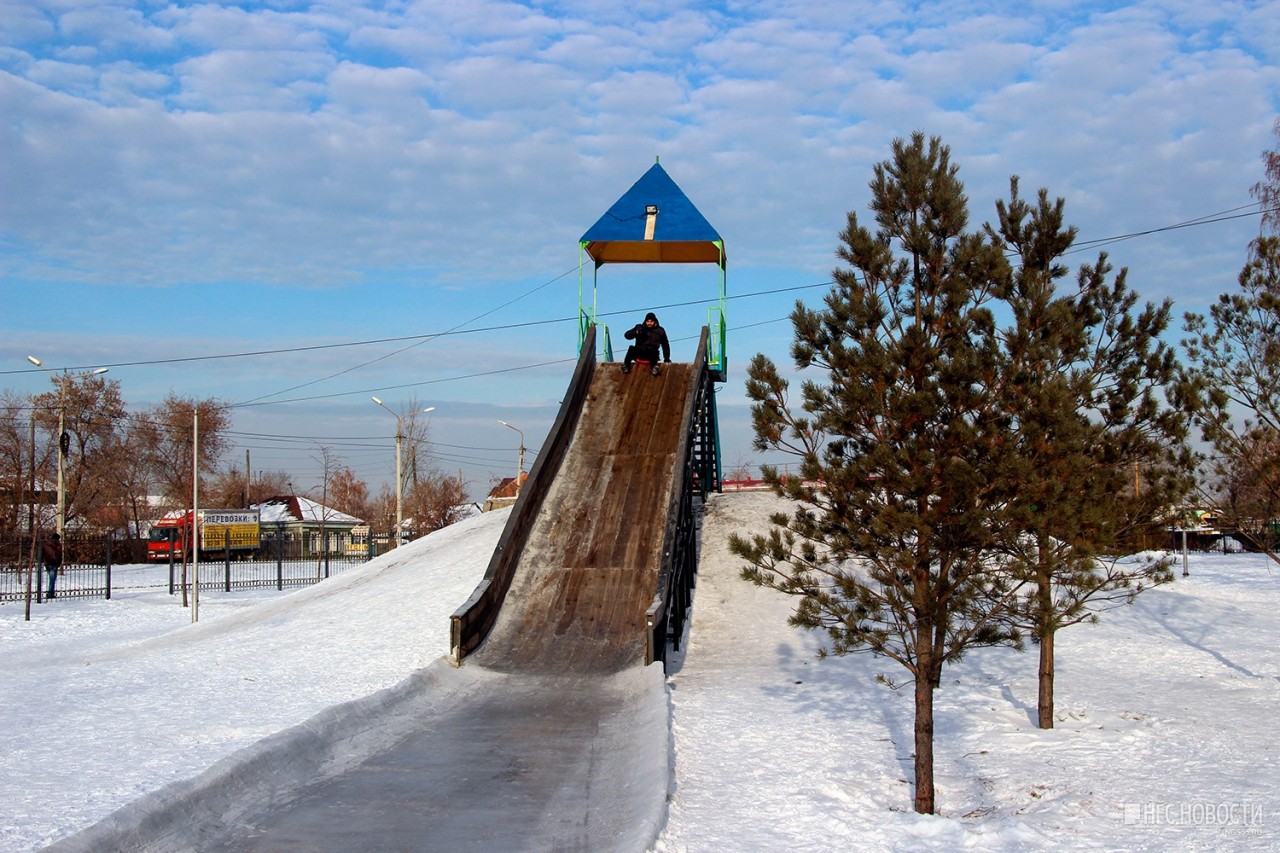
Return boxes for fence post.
[224,528,232,592]
[168,535,175,596]
[35,529,43,604]
[105,536,112,600]
[276,531,284,591]
[324,536,330,579]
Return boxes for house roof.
[486,473,527,500]
[253,495,363,525]
[579,161,724,266]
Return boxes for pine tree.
[1182,234,1280,555]
[1183,123,1280,557]
[731,133,1020,815]
[989,180,1191,729]
[1251,117,1280,232]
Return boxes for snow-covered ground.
[2,491,1277,851]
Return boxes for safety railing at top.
[706,304,726,381]
[579,308,613,363]
[578,308,591,351]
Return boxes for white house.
[252,495,364,558]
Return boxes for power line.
[230,357,580,408]
[235,266,577,406]
[5,200,1272,482]
[5,199,1268,380]
[231,317,799,408]
[1067,203,1273,254]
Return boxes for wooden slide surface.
[471,362,695,673]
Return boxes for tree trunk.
[913,668,936,814]
[1035,545,1055,729]
[1037,627,1055,729]
[932,617,946,688]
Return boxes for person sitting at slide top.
[621,312,671,376]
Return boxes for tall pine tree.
[989,180,1191,729]
[732,133,1020,814]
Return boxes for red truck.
[147,509,262,562]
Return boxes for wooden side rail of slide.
[449,326,598,665]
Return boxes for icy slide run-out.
[48,359,698,852]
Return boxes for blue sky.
[2,0,1279,498]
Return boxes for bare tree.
[368,484,396,532]
[310,445,343,580]
[0,391,31,534]
[207,467,300,509]
[327,466,371,521]
[401,401,434,492]
[403,470,469,535]
[205,468,250,509]
[1252,117,1280,234]
[725,453,756,484]
[137,395,231,508]
[1180,119,1280,551]
[30,373,127,531]
[89,424,143,536]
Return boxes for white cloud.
[172,49,333,112]
[0,0,1274,310]
[165,4,335,53]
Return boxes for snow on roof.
[252,495,363,526]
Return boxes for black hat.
[644,312,658,322]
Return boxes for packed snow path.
[206,666,668,852]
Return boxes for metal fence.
[0,531,398,605]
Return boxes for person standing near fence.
[40,533,62,600]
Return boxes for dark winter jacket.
[40,536,62,569]
[624,313,671,361]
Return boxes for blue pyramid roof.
[580,161,725,266]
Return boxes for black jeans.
[624,344,660,366]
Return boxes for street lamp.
[372,397,434,548]
[26,357,108,539]
[498,420,525,496]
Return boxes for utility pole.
[372,398,434,547]
[192,409,200,623]
[498,420,525,496]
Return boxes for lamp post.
[373,398,434,548]
[498,420,525,496]
[26,357,108,539]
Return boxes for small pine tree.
[1182,234,1280,557]
[1183,124,1280,556]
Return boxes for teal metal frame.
[578,239,726,382]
